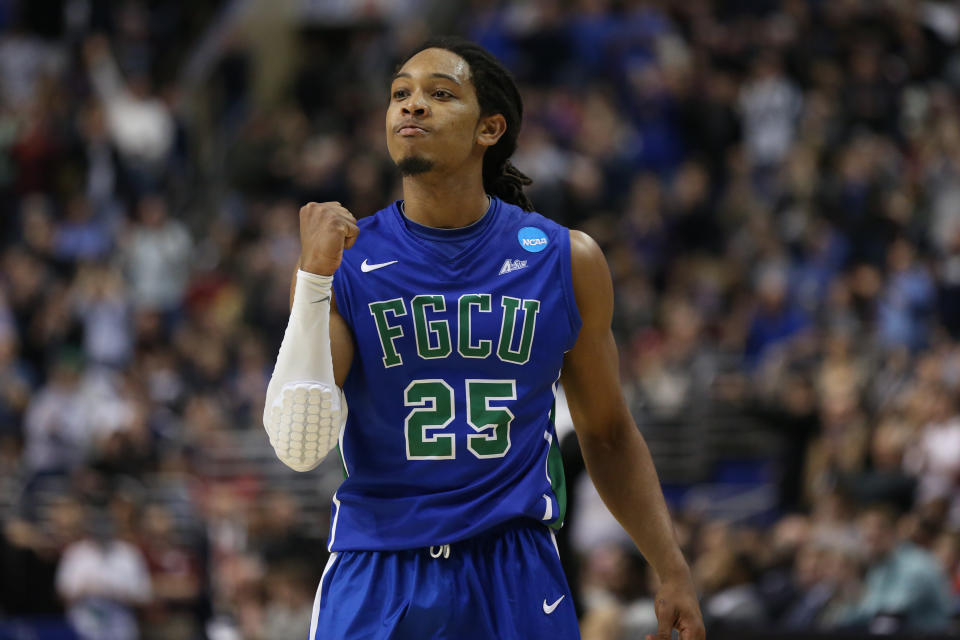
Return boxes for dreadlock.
[403,36,535,212]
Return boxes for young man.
[264,37,705,640]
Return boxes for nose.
[402,102,427,117]
[401,90,428,117]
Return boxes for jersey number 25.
[403,379,515,460]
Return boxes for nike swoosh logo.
[542,595,565,614]
[361,259,398,273]
[311,296,330,304]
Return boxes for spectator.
[73,263,133,368]
[56,512,152,640]
[54,195,112,263]
[877,238,937,352]
[832,504,953,633]
[138,504,203,640]
[261,564,315,640]
[23,350,91,474]
[738,52,802,171]
[781,542,831,629]
[904,385,960,528]
[0,515,63,617]
[83,35,174,193]
[932,530,960,602]
[697,548,767,629]
[120,194,193,314]
[745,267,810,368]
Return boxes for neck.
[401,170,490,229]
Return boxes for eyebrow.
[392,71,463,86]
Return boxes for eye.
[433,89,453,99]
[392,89,409,100]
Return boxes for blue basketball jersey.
[329,197,581,551]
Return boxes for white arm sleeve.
[263,270,347,471]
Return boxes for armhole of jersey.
[332,267,353,327]
[558,229,582,351]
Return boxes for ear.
[476,113,507,148]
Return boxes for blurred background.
[1,0,960,638]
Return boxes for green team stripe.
[547,399,567,530]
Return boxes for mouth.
[396,123,429,137]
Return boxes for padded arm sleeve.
[262,270,347,471]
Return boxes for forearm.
[579,421,691,582]
[264,270,345,471]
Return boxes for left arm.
[561,230,705,640]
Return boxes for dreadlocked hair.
[404,36,535,212]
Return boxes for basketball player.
[263,37,705,640]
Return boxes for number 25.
[404,379,515,460]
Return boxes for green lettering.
[458,294,492,359]
[497,297,540,364]
[368,298,407,367]
[412,295,451,359]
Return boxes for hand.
[299,202,359,276]
[646,576,705,640]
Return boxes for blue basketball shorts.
[308,522,581,639]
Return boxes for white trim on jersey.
[308,551,340,640]
[327,492,342,552]
[549,529,561,559]
[338,408,350,477]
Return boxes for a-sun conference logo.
[517,226,548,253]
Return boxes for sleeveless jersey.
[329,197,581,551]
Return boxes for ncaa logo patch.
[517,226,548,253]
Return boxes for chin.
[396,155,435,177]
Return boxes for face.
[386,48,505,177]
[859,510,896,561]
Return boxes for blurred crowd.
[1,0,960,638]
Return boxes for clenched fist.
[299,202,360,276]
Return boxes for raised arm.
[263,202,358,471]
[289,257,354,387]
[560,230,705,640]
